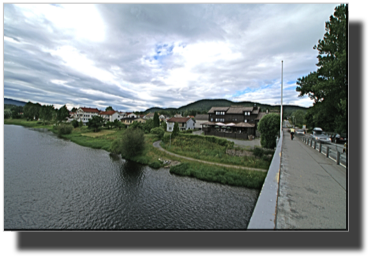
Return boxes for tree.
[71,119,79,128]
[56,105,69,124]
[4,109,12,119]
[172,122,180,137]
[161,120,167,131]
[87,115,104,132]
[71,107,78,113]
[39,105,54,125]
[113,120,123,130]
[292,110,306,128]
[143,119,154,133]
[296,4,347,133]
[106,121,114,129]
[153,112,159,128]
[257,113,280,149]
[121,128,145,158]
[129,120,144,130]
[105,106,114,111]
[150,127,165,139]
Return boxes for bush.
[252,147,264,157]
[121,128,145,158]
[180,129,193,134]
[149,161,162,169]
[257,113,280,149]
[150,127,165,139]
[162,132,172,144]
[71,120,79,128]
[110,139,122,154]
[57,124,74,136]
[172,122,180,137]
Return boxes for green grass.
[161,135,271,170]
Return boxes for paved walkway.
[276,131,347,229]
[152,140,267,173]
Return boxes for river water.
[4,125,259,229]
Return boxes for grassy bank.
[5,119,268,189]
[161,134,271,170]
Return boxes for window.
[215,111,225,115]
[245,112,251,116]
[244,119,247,123]
[210,118,213,121]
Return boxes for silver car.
[311,127,331,143]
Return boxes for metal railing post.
[337,151,340,165]
[319,143,322,153]
[326,146,329,158]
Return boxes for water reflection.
[4,125,259,229]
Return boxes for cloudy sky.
[4,3,339,112]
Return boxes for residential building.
[201,106,266,139]
[99,110,122,122]
[167,117,195,132]
[194,114,209,130]
[75,107,100,124]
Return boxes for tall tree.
[172,122,180,137]
[39,105,54,125]
[257,113,280,149]
[296,4,347,133]
[105,106,114,111]
[153,112,159,128]
[56,105,69,124]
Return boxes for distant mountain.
[144,99,308,114]
[4,98,27,106]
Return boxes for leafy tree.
[150,127,165,139]
[129,120,144,130]
[71,119,79,128]
[292,110,306,128]
[296,4,347,133]
[79,120,83,127]
[87,115,104,132]
[56,105,69,124]
[161,120,167,131]
[172,122,180,137]
[39,105,54,125]
[121,128,145,158]
[71,107,78,113]
[153,112,159,128]
[113,120,123,130]
[105,106,114,111]
[4,109,12,119]
[11,106,23,119]
[257,113,280,149]
[106,121,114,129]
[143,119,154,133]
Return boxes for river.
[4,125,259,229]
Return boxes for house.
[167,117,195,132]
[120,113,140,127]
[75,107,100,124]
[144,112,156,119]
[201,106,266,139]
[99,110,122,122]
[194,114,209,130]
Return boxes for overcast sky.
[4,3,339,112]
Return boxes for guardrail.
[301,137,347,168]
[247,131,282,229]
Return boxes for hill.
[144,99,308,114]
[4,98,27,107]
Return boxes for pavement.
[275,130,347,229]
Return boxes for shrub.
[121,128,145,158]
[252,147,264,157]
[150,127,165,139]
[57,124,74,136]
[71,120,79,128]
[172,122,180,137]
[162,132,172,144]
[257,113,280,149]
[180,129,193,134]
[149,161,161,169]
[110,139,122,154]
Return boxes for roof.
[226,107,254,114]
[207,107,230,114]
[99,110,117,115]
[201,121,255,128]
[167,117,191,123]
[80,107,100,113]
[195,114,209,120]
[255,111,267,120]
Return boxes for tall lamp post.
[280,60,283,134]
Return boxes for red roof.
[167,117,191,123]
[99,110,117,115]
[80,107,100,113]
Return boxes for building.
[166,117,195,132]
[99,110,122,122]
[201,106,266,139]
[75,107,100,124]
[194,114,209,130]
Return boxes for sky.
[3,3,340,112]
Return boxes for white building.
[166,117,195,132]
[99,110,122,122]
[75,107,100,124]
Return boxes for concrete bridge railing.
[247,131,283,229]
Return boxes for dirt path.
[153,140,267,173]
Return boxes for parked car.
[311,127,331,143]
[296,129,305,135]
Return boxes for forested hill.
[144,99,308,115]
[4,98,27,106]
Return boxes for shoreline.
[4,119,268,189]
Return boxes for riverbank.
[4,119,268,189]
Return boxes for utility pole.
[280,60,283,133]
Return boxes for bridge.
[248,129,347,229]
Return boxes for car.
[296,129,305,135]
[332,133,347,144]
[311,127,331,143]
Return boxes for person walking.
[290,128,295,140]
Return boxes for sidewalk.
[276,131,347,229]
